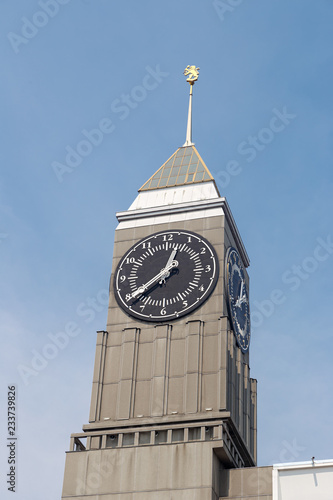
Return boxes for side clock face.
[225,247,250,353]
[114,230,219,322]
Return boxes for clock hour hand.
[159,249,178,284]
[131,257,178,299]
[165,249,177,270]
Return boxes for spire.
[138,64,219,195]
[183,65,200,147]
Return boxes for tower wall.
[62,178,257,497]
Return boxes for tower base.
[61,418,254,499]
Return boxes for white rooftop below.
[273,460,333,500]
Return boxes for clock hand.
[159,249,178,283]
[238,295,247,306]
[165,249,177,271]
[237,288,248,307]
[235,280,244,307]
[131,259,178,299]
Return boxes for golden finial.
[183,65,199,146]
[183,65,200,84]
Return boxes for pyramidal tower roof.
[139,144,214,191]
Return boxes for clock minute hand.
[235,280,244,308]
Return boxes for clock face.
[225,247,250,353]
[114,230,219,322]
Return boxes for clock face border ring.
[113,229,220,323]
[225,246,251,353]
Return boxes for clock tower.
[61,67,257,500]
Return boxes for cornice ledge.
[116,197,223,221]
[116,197,249,267]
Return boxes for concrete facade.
[63,425,238,499]
[61,167,257,498]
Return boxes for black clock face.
[114,230,219,322]
[225,247,250,353]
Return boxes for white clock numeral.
[205,265,211,272]
[160,308,166,315]
[182,301,188,308]
[200,247,206,254]
[120,275,126,282]
[199,285,205,292]
[142,242,151,249]
[125,294,131,302]
[125,257,135,264]
[139,305,145,312]
[162,234,173,241]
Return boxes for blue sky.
[0,1,333,498]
